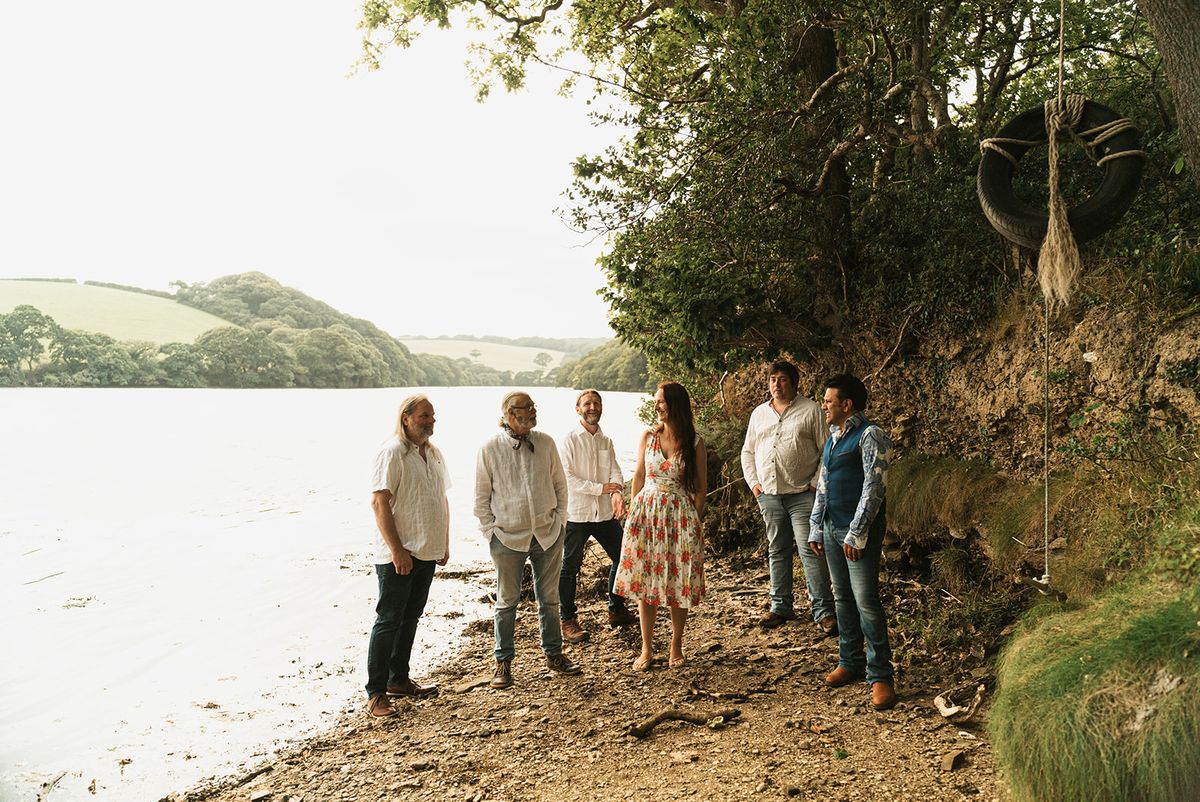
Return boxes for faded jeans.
[559,519,625,621]
[490,534,564,662]
[758,491,833,622]
[822,520,894,685]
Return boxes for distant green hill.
[0,273,630,390]
[0,280,232,344]
[400,338,566,373]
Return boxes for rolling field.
[399,338,567,373]
[0,280,233,344]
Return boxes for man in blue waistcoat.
[808,373,897,711]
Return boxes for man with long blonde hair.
[365,394,450,718]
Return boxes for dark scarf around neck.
[502,424,535,452]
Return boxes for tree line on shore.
[0,273,653,391]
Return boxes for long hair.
[657,381,699,495]
[394,393,432,453]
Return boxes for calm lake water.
[0,386,648,801]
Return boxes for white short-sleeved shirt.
[369,436,450,564]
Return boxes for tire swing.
[975,0,1146,603]
[977,98,1145,253]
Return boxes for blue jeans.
[490,534,564,662]
[758,491,833,621]
[822,520,893,685]
[559,519,625,621]
[365,559,436,698]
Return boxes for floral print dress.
[613,432,705,608]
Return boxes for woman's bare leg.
[669,607,688,666]
[634,601,656,670]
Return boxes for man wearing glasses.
[475,391,582,689]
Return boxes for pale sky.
[0,2,623,339]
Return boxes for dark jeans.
[365,559,435,698]
[558,519,625,621]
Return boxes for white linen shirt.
[369,436,451,564]
[560,424,624,523]
[740,396,828,495]
[474,430,568,551]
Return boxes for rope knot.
[1039,94,1086,309]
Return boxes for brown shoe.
[489,659,512,690]
[366,694,396,718]
[607,606,638,628]
[871,681,898,711]
[825,666,864,688]
[760,610,794,629]
[561,619,590,644]
[818,616,839,637]
[546,653,582,675]
[386,678,438,698]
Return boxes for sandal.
[632,654,654,672]
[366,694,396,718]
[669,655,686,668]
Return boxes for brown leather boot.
[489,659,512,690]
[366,694,396,718]
[871,681,898,711]
[562,619,590,644]
[607,606,638,628]
[825,666,864,688]
[760,610,794,629]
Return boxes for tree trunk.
[797,23,856,276]
[1138,0,1200,185]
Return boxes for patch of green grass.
[399,338,565,373]
[0,280,232,344]
[991,494,1200,802]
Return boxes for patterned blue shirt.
[808,411,892,549]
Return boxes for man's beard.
[582,411,601,425]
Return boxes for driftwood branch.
[628,706,741,738]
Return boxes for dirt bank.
[179,558,1000,802]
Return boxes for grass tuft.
[991,492,1200,802]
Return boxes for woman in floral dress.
[614,381,707,670]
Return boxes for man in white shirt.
[366,394,450,719]
[740,360,836,634]
[475,391,582,689]
[557,389,637,644]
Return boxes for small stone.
[670,750,699,764]
[249,792,272,802]
[699,641,722,654]
[748,652,767,663]
[410,761,434,771]
[451,676,493,694]
[941,750,966,771]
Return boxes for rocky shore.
[179,558,999,802]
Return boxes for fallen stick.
[628,707,741,739]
